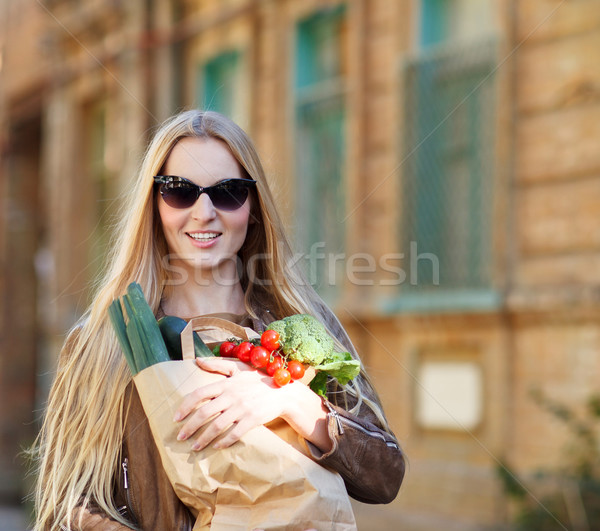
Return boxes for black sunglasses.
[154,175,257,211]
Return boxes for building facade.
[1,0,599,528]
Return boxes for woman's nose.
[191,192,217,221]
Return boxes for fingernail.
[173,413,182,422]
[177,431,187,441]
[191,442,203,451]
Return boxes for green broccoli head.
[266,314,334,365]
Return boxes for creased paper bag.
[134,359,357,531]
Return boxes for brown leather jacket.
[69,313,406,530]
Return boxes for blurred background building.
[1,0,600,529]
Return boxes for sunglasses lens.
[160,182,198,209]
[156,177,254,210]
[208,181,250,211]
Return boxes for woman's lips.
[186,231,221,248]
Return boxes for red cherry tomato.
[287,360,305,380]
[266,355,284,376]
[235,341,253,363]
[273,368,291,387]
[219,341,236,357]
[250,346,270,368]
[261,330,281,351]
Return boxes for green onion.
[109,282,170,375]
[108,299,137,374]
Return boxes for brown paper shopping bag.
[133,317,356,530]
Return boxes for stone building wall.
[507,0,600,480]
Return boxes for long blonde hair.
[31,110,390,530]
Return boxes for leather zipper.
[122,457,140,526]
[122,458,129,489]
[338,415,400,449]
[323,400,345,434]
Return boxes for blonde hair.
[31,110,390,530]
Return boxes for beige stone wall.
[508,0,600,527]
[508,0,600,469]
[514,0,600,290]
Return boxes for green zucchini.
[158,315,213,360]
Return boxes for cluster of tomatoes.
[218,329,306,387]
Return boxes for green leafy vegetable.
[314,352,361,386]
[266,314,334,365]
[266,314,361,391]
[309,371,329,397]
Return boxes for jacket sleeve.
[253,309,406,503]
[63,507,133,530]
[304,382,406,504]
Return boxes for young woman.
[32,110,405,530]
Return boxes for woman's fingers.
[173,359,251,422]
[205,381,288,449]
[176,392,231,442]
[195,357,251,376]
[210,414,256,449]
[173,380,223,422]
[173,368,292,450]
[190,407,240,451]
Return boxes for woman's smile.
[186,231,222,247]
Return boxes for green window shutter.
[199,50,241,119]
[420,0,449,47]
[294,7,347,304]
[400,39,498,308]
[296,6,345,88]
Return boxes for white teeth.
[188,232,220,241]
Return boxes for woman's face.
[157,137,252,281]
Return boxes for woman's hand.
[173,358,283,451]
[173,357,332,453]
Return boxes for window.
[417,359,483,431]
[420,0,496,47]
[294,6,347,304]
[397,0,498,310]
[199,50,244,122]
